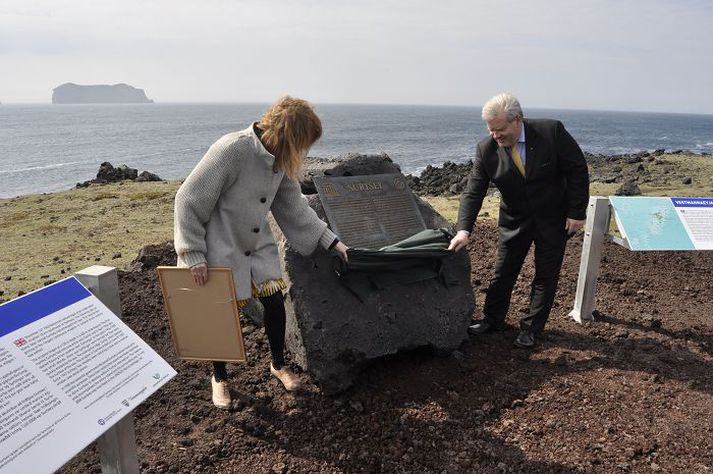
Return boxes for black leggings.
[212,291,286,381]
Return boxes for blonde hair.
[257,96,322,180]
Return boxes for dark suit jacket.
[457,118,589,243]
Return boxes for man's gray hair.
[481,92,523,122]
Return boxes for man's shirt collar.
[518,122,526,144]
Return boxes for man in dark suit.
[449,93,589,348]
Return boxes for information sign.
[0,277,176,473]
[609,196,713,251]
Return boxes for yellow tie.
[511,144,525,176]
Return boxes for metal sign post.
[569,197,611,324]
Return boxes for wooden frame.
[157,267,246,362]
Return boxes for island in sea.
[52,82,153,104]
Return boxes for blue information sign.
[610,196,713,251]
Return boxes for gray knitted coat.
[174,124,337,300]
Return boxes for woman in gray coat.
[174,96,348,409]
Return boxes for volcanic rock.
[301,153,400,194]
[270,160,474,394]
[129,241,176,271]
[615,181,642,196]
[76,162,164,188]
[98,162,138,182]
[136,171,163,182]
[407,161,475,196]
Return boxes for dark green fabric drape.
[334,228,458,301]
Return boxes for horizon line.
[1,100,712,117]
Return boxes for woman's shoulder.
[212,126,256,151]
[203,127,261,164]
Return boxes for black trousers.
[212,291,286,381]
[482,224,567,334]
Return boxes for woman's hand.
[190,263,208,286]
[334,241,349,262]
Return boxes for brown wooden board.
[314,173,426,248]
[157,267,246,362]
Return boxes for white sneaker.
[211,376,231,409]
[270,364,303,392]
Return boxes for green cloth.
[334,228,458,301]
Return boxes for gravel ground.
[61,222,713,473]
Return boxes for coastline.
[4,103,713,200]
[1,152,712,302]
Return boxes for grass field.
[0,181,179,299]
[1,154,711,301]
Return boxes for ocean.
[1,103,712,199]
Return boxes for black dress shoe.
[468,320,502,335]
[514,330,535,348]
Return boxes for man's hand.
[448,230,470,251]
[190,262,208,286]
[334,241,349,262]
[565,218,586,236]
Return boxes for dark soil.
[60,223,713,473]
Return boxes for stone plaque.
[314,173,426,248]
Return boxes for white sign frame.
[0,267,176,474]
[570,196,713,323]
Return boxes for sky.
[1,0,712,114]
